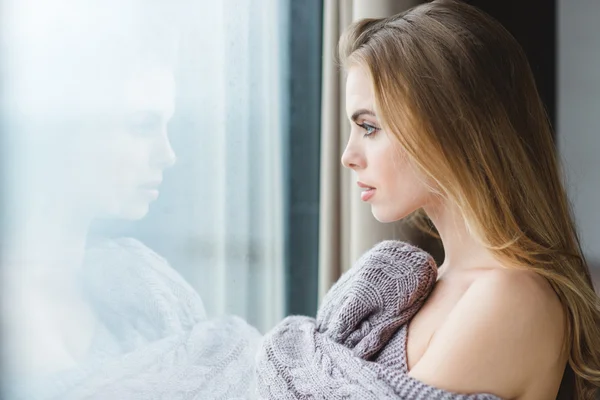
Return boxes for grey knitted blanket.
[6,238,262,400]
[256,240,504,400]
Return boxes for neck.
[4,199,93,296]
[423,200,501,277]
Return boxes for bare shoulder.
[408,267,566,399]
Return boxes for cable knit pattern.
[256,240,504,400]
[7,238,262,400]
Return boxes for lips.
[357,181,376,202]
[357,181,375,190]
[138,181,162,201]
[139,181,162,190]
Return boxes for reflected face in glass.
[85,67,177,221]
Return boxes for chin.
[102,201,151,221]
[118,203,151,221]
[371,205,415,224]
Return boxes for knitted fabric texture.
[256,240,504,400]
[8,238,262,400]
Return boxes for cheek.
[386,164,425,207]
[375,144,414,191]
[374,148,432,221]
[93,134,152,189]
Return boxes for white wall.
[558,0,600,277]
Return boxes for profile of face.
[92,68,177,221]
[341,65,433,223]
[10,1,180,224]
[57,67,178,221]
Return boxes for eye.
[130,120,163,137]
[128,112,164,137]
[358,122,379,138]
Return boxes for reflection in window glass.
[1,0,291,397]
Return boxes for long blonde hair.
[339,1,600,398]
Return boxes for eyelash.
[358,122,379,138]
[132,122,162,137]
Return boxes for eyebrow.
[350,109,377,122]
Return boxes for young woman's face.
[92,68,177,220]
[342,65,432,223]
[61,67,177,221]
[10,3,180,224]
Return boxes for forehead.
[345,65,375,117]
[122,67,176,117]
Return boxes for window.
[0,0,322,397]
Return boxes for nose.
[341,134,365,170]
[151,131,177,169]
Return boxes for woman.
[256,1,600,399]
